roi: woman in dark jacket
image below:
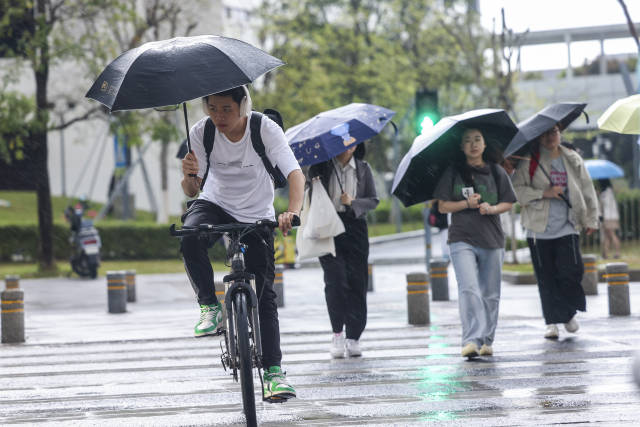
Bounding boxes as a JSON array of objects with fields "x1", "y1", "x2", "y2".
[{"x1": 308, "y1": 143, "x2": 379, "y2": 358}]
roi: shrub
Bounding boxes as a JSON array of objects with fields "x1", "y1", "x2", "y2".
[{"x1": 0, "y1": 224, "x2": 226, "y2": 261}]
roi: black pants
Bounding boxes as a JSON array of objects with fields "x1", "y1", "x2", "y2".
[
  {"x1": 319, "y1": 213, "x2": 369, "y2": 340},
  {"x1": 528, "y1": 234, "x2": 586, "y2": 325},
  {"x1": 180, "y1": 200, "x2": 281, "y2": 368}
]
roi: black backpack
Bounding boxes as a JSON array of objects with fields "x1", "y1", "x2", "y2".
[
  {"x1": 199, "y1": 109, "x2": 288, "y2": 190},
  {"x1": 428, "y1": 200, "x2": 448, "y2": 229}
]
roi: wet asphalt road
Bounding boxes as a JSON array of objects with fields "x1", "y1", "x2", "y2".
[{"x1": 1, "y1": 263, "x2": 639, "y2": 426}]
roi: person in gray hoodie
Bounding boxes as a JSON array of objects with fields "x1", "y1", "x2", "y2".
[{"x1": 511, "y1": 124, "x2": 598, "y2": 340}]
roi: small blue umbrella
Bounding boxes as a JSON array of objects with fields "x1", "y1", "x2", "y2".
[
  {"x1": 285, "y1": 103, "x2": 395, "y2": 166},
  {"x1": 584, "y1": 159, "x2": 624, "y2": 180}
]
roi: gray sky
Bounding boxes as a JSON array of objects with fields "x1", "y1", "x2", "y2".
[{"x1": 479, "y1": 0, "x2": 640, "y2": 70}]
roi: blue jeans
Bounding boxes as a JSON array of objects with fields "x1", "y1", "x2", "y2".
[{"x1": 449, "y1": 242, "x2": 504, "y2": 347}]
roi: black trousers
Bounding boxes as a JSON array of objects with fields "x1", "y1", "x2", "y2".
[
  {"x1": 528, "y1": 234, "x2": 586, "y2": 325},
  {"x1": 180, "y1": 199, "x2": 281, "y2": 368},
  {"x1": 319, "y1": 213, "x2": 369, "y2": 340}
]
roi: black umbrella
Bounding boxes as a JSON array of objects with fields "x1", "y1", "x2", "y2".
[
  {"x1": 503, "y1": 102, "x2": 588, "y2": 158},
  {"x1": 503, "y1": 102, "x2": 588, "y2": 208},
  {"x1": 392, "y1": 109, "x2": 519, "y2": 207},
  {"x1": 85, "y1": 35, "x2": 284, "y2": 153}
]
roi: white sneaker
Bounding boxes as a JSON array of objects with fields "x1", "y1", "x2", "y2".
[
  {"x1": 461, "y1": 342, "x2": 479, "y2": 358},
  {"x1": 564, "y1": 316, "x2": 579, "y2": 333},
  {"x1": 345, "y1": 339, "x2": 362, "y2": 357},
  {"x1": 330, "y1": 333, "x2": 345, "y2": 359},
  {"x1": 544, "y1": 324, "x2": 559, "y2": 339}
]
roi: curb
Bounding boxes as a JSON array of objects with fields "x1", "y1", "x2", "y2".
[
  {"x1": 502, "y1": 268, "x2": 640, "y2": 285},
  {"x1": 369, "y1": 229, "x2": 428, "y2": 245}
]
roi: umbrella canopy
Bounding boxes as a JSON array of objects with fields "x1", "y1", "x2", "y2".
[
  {"x1": 85, "y1": 35, "x2": 283, "y2": 112},
  {"x1": 285, "y1": 103, "x2": 395, "y2": 166},
  {"x1": 584, "y1": 159, "x2": 624, "y2": 180},
  {"x1": 392, "y1": 109, "x2": 519, "y2": 207},
  {"x1": 597, "y1": 94, "x2": 640, "y2": 134},
  {"x1": 503, "y1": 102, "x2": 588, "y2": 158}
]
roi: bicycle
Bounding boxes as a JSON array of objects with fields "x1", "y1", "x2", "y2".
[{"x1": 170, "y1": 217, "x2": 298, "y2": 426}]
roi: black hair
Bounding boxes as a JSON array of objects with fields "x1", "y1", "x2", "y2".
[
  {"x1": 597, "y1": 178, "x2": 612, "y2": 191},
  {"x1": 202, "y1": 86, "x2": 245, "y2": 106},
  {"x1": 453, "y1": 128, "x2": 500, "y2": 186},
  {"x1": 354, "y1": 142, "x2": 366, "y2": 160}
]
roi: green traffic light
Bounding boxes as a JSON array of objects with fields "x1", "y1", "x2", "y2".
[{"x1": 420, "y1": 114, "x2": 436, "y2": 134}]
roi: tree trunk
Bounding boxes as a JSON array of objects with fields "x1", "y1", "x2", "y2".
[{"x1": 35, "y1": 0, "x2": 54, "y2": 270}]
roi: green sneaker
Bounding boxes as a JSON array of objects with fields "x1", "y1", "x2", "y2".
[
  {"x1": 194, "y1": 302, "x2": 223, "y2": 337},
  {"x1": 263, "y1": 366, "x2": 296, "y2": 400}
]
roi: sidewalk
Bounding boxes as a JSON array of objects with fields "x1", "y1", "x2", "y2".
[{"x1": 2, "y1": 265, "x2": 640, "y2": 426}]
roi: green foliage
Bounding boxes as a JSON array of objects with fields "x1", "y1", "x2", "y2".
[
  {"x1": 0, "y1": 91, "x2": 35, "y2": 163},
  {"x1": 256, "y1": 0, "x2": 505, "y2": 175},
  {"x1": 0, "y1": 223, "x2": 226, "y2": 261}
]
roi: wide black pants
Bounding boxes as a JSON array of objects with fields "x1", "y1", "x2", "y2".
[
  {"x1": 528, "y1": 234, "x2": 586, "y2": 325},
  {"x1": 319, "y1": 213, "x2": 369, "y2": 340},
  {"x1": 180, "y1": 199, "x2": 281, "y2": 368}
]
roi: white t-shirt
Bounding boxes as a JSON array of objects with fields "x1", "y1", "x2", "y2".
[{"x1": 189, "y1": 114, "x2": 300, "y2": 223}]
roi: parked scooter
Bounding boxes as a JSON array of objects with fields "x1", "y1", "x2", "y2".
[{"x1": 64, "y1": 201, "x2": 101, "y2": 279}]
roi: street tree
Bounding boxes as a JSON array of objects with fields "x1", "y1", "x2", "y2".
[{"x1": 0, "y1": 0, "x2": 200, "y2": 270}]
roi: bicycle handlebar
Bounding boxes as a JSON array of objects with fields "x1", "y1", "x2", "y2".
[{"x1": 169, "y1": 216, "x2": 300, "y2": 237}]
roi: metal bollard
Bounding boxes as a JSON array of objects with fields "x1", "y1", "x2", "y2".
[
  {"x1": 429, "y1": 259, "x2": 449, "y2": 301},
  {"x1": 2, "y1": 275, "x2": 25, "y2": 343},
  {"x1": 125, "y1": 270, "x2": 137, "y2": 303},
  {"x1": 367, "y1": 263, "x2": 374, "y2": 292},
  {"x1": 214, "y1": 281, "x2": 227, "y2": 325},
  {"x1": 581, "y1": 254, "x2": 598, "y2": 295},
  {"x1": 274, "y1": 265, "x2": 285, "y2": 307},
  {"x1": 106, "y1": 271, "x2": 127, "y2": 313},
  {"x1": 406, "y1": 272, "x2": 430, "y2": 325},
  {"x1": 605, "y1": 263, "x2": 630, "y2": 316}
]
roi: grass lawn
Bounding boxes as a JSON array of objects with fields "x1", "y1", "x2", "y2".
[
  {"x1": 503, "y1": 242, "x2": 640, "y2": 273},
  {"x1": 0, "y1": 191, "x2": 164, "y2": 225},
  {"x1": 0, "y1": 259, "x2": 228, "y2": 279},
  {"x1": 368, "y1": 221, "x2": 424, "y2": 237}
]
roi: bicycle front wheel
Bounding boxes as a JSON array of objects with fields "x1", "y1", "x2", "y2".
[{"x1": 234, "y1": 292, "x2": 257, "y2": 426}]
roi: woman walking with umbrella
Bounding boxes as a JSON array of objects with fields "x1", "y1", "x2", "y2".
[
  {"x1": 509, "y1": 104, "x2": 599, "y2": 340},
  {"x1": 286, "y1": 103, "x2": 393, "y2": 359},
  {"x1": 433, "y1": 127, "x2": 517, "y2": 358},
  {"x1": 308, "y1": 142, "x2": 379, "y2": 358}
]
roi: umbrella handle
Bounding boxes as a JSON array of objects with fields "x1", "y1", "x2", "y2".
[{"x1": 183, "y1": 102, "x2": 197, "y2": 178}]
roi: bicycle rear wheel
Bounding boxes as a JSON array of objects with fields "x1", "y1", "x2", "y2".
[{"x1": 234, "y1": 292, "x2": 257, "y2": 426}]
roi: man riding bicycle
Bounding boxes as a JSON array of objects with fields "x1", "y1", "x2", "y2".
[{"x1": 180, "y1": 85, "x2": 304, "y2": 400}]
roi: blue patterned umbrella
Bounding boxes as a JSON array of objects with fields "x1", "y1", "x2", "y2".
[
  {"x1": 584, "y1": 159, "x2": 624, "y2": 180},
  {"x1": 285, "y1": 103, "x2": 395, "y2": 166}
]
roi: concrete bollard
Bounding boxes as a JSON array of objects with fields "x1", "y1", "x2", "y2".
[
  {"x1": 2, "y1": 275, "x2": 25, "y2": 343},
  {"x1": 605, "y1": 263, "x2": 630, "y2": 316},
  {"x1": 274, "y1": 265, "x2": 285, "y2": 308},
  {"x1": 125, "y1": 270, "x2": 137, "y2": 303},
  {"x1": 429, "y1": 259, "x2": 449, "y2": 301},
  {"x1": 367, "y1": 263, "x2": 374, "y2": 292},
  {"x1": 406, "y1": 272, "x2": 430, "y2": 325},
  {"x1": 581, "y1": 254, "x2": 598, "y2": 295},
  {"x1": 106, "y1": 271, "x2": 127, "y2": 313},
  {"x1": 214, "y1": 281, "x2": 227, "y2": 325},
  {"x1": 5, "y1": 275, "x2": 19, "y2": 290}
]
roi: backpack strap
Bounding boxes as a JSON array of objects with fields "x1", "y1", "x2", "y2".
[
  {"x1": 199, "y1": 118, "x2": 215, "y2": 191},
  {"x1": 489, "y1": 162, "x2": 501, "y2": 195},
  {"x1": 249, "y1": 112, "x2": 288, "y2": 188}
]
